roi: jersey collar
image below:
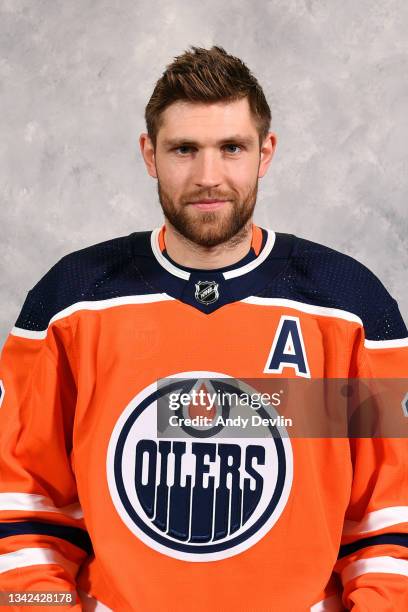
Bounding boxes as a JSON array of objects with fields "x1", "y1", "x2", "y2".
[
  {"x1": 150, "y1": 224, "x2": 276, "y2": 281},
  {"x1": 129, "y1": 225, "x2": 294, "y2": 314}
]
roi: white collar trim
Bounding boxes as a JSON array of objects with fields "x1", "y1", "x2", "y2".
[{"x1": 150, "y1": 227, "x2": 276, "y2": 280}]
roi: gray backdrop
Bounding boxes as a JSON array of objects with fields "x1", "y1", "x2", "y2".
[{"x1": 1, "y1": 0, "x2": 407, "y2": 347}]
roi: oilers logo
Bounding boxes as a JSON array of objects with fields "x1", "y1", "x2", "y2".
[{"x1": 107, "y1": 372, "x2": 293, "y2": 562}]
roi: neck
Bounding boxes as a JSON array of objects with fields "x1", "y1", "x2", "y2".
[{"x1": 163, "y1": 221, "x2": 254, "y2": 270}]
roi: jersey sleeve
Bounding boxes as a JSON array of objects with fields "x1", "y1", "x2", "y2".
[
  {"x1": 335, "y1": 297, "x2": 408, "y2": 610},
  {"x1": 0, "y1": 284, "x2": 91, "y2": 607}
]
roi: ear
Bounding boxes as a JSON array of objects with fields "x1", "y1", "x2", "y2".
[
  {"x1": 258, "y1": 132, "x2": 278, "y2": 178},
  {"x1": 139, "y1": 133, "x2": 158, "y2": 179}
]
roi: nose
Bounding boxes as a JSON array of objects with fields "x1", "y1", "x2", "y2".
[{"x1": 194, "y1": 149, "x2": 222, "y2": 189}]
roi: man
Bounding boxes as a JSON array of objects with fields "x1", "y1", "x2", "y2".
[{"x1": 0, "y1": 45, "x2": 407, "y2": 611}]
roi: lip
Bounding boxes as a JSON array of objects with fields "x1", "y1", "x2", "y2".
[{"x1": 189, "y1": 199, "x2": 230, "y2": 210}]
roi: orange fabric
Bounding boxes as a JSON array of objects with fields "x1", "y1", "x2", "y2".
[
  {"x1": 251, "y1": 223, "x2": 263, "y2": 255},
  {"x1": 0, "y1": 300, "x2": 407, "y2": 611},
  {"x1": 158, "y1": 225, "x2": 166, "y2": 252}
]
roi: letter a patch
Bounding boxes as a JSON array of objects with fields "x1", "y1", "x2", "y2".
[{"x1": 263, "y1": 316, "x2": 310, "y2": 378}]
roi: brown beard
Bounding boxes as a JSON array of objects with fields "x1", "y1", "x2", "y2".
[{"x1": 156, "y1": 180, "x2": 259, "y2": 248}]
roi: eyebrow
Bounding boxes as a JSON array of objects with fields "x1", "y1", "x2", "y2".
[{"x1": 162, "y1": 135, "x2": 256, "y2": 148}]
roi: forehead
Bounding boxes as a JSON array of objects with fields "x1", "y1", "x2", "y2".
[{"x1": 157, "y1": 97, "x2": 258, "y2": 142}]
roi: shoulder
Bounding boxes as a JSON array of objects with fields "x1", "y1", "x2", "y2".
[
  {"x1": 270, "y1": 233, "x2": 407, "y2": 341},
  {"x1": 290, "y1": 235, "x2": 384, "y2": 295},
  {"x1": 15, "y1": 231, "x2": 153, "y2": 332}
]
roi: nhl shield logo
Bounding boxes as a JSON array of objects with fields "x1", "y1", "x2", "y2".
[{"x1": 195, "y1": 280, "x2": 219, "y2": 305}]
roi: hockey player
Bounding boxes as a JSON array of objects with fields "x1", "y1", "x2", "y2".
[{"x1": 0, "y1": 45, "x2": 407, "y2": 611}]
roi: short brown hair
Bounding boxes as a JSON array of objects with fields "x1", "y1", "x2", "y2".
[{"x1": 145, "y1": 45, "x2": 271, "y2": 149}]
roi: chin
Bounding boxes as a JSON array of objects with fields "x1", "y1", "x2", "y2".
[{"x1": 189, "y1": 227, "x2": 238, "y2": 248}]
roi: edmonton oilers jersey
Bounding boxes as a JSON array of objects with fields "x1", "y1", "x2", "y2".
[{"x1": 0, "y1": 225, "x2": 407, "y2": 611}]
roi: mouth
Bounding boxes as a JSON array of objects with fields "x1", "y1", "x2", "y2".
[{"x1": 188, "y1": 199, "x2": 230, "y2": 211}]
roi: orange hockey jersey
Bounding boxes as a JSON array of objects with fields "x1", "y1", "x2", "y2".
[{"x1": 0, "y1": 225, "x2": 407, "y2": 611}]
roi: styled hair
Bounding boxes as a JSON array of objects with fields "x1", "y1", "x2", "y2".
[{"x1": 144, "y1": 45, "x2": 271, "y2": 149}]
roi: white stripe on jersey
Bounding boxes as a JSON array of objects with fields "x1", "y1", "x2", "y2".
[
  {"x1": 0, "y1": 492, "x2": 83, "y2": 520},
  {"x1": 343, "y1": 506, "x2": 408, "y2": 536},
  {"x1": 310, "y1": 593, "x2": 345, "y2": 611},
  {"x1": 341, "y1": 556, "x2": 408, "y2": 584},
  {"x1": 150, "y1": 228, "x2": 189, "y2": 280},
  {"x1": 223, "y1": 230, "x2": 276, "y2": 279},
  {"x1": 241, "y1": 297, "x2": 363, "y2": 325},
  {"x1": 11, "y1": 294, "x2": 408, "y2": 349},
  {"x1": 364, "y1": 337, "x2": 408, "y2": 349},
  {"x1": 0, "y1": 547, "x2": 78, "y2": 575},
  {"x1": 9, "y1": 328, "x2": 47, "y2": 340},
  {"x1": 10, "y1": 293, "x2": 175, "y2": 339}
]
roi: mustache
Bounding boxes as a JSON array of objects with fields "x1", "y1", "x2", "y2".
[{"x1": 182, "y1": 194, "x2": 235, "y2": 203}]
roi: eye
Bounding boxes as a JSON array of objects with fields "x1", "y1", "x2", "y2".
[
  {"x1": 223, "y1": 144, "x2": 242, "y2": 154},
  {"x1": 174, "y1": 145, "x2": 193, "y2": 155}
]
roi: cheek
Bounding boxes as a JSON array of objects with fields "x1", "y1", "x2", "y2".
[
  {"x1": 225, "y1": 165, "x2": 257, "y2": 191},
  {"x1": 159, "y1": 171, "x2": 193, "y2": 202},
  {"x1": 157, "y1": 157, "x2": 190, "y2": 181}
]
